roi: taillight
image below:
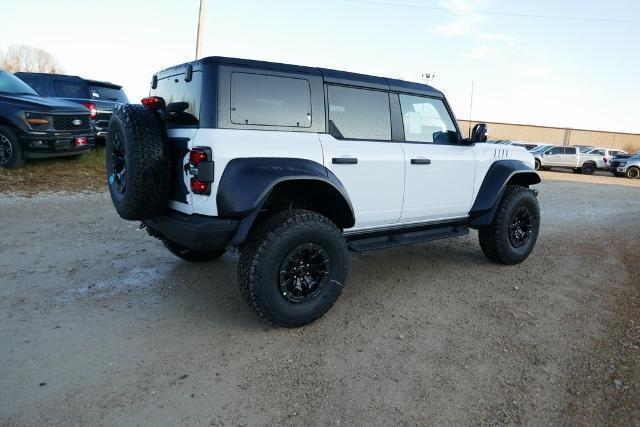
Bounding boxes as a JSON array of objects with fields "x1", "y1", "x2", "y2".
[
  {"x1": 81, "y1": 103, "x2": 97, "y2": 120},
  {"x1": 141, "y1": 96, "x2": 166, "y2": 109},
  {"x1": 188, "y1": 148, "x2": 212, "y2": 194},
  {"x1": 190, "y1": 177, "x2": 208, "y2": 194},
  {"x1": 603, "y1": 157, "x2": 608, "y2": 163},
  {"x1": 189, "y1": 149, "x2": 207, "y2": 166}
]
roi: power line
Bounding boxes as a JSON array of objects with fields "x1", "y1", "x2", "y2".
[{"x1": 342, "y1": 0, "x2": 640, "y2": 24}]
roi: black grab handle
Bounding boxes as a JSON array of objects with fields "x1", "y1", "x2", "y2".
[
  {"x1": 332, "y1": 157, "x2": 358, "y2": 164},
  {"x1": 410, "y1": 158, "x2": 431, "y2": 165}
]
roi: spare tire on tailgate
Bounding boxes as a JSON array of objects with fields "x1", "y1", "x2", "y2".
[{"x1": 106, "y1": 105, "x2": 171, "y2": 220}]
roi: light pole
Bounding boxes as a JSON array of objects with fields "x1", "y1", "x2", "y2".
[
  {"x1": 195, "y1": 0, "x2": 207, "y2": 60},
  {"x1": 468, "y1": 81, "x2": 474, "y2": 138}
]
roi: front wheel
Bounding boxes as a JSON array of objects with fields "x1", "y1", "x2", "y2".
[
  {"x1": 162, "y1": 240, "x2": 226, "y2": 262},
  {"x1": 625, "y1": 167, "x2": 640, "y2": 179},
  {"x1": 0, "y1": 126, "x2": 25, "y2": 169},
  {"x1": 238, "y1": 210, "x2": 348, "y2": 327},
  {"x1": 479, "y1": 186, "x2": 540, "y2": 265},
  {"x1": 534, "y1": 159, "x2": 541, "y2": 171}
]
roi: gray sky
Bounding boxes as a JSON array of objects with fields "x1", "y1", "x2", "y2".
[{"x1": 2, "y1": 0, "x2": 639, "y2": 133}]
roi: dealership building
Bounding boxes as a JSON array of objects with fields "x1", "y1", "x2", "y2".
[{"x1": 458, "y1": 120, "x2": 640, "y2": 152}]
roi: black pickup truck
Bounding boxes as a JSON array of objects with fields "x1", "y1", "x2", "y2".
[
  {"x1": 15, "y1": 72, "x2": 129, "y2": 141},
  {"x1": 0, "y1": 70, "x2": 94, "y2": 168}
]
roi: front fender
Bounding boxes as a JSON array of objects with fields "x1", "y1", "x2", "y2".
[{"x1": 469, "y1": 160, "x2": 540, "y2": 227}]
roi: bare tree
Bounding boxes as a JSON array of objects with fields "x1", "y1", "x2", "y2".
[{"x1": 0, "y1": 44, "x2": 63, "y2": 74}]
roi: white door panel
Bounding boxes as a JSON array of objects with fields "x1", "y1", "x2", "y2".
[
  {"x1": 400, "y1": 144, "x2": 475, "y2": 222},
  {"x1": 320, "y1": 134, "x2": 405, "y2": 229}
]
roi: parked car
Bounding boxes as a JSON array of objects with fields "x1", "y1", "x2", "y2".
[
  {"x1": 584, "y1": 148, "x2": 627, "y2": 170},
  {"x1": 610, "y1": 153, "x2": 640, "y2": 179},
  {"x1": 104, "y1": 56, "x2": 541, "y2": 327},
  {"x1": 533, "y1": 145, "x2": 605, "y2": 174},
  {"x1": 0, "y1": 70, "x2": 94, "y2": 169},
  {"x1": 15, "y1": 72, "x2": 129, "y2": 141}
]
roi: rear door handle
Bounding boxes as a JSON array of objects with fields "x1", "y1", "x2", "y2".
[
  {"x1": 332, "y1": 157, "x2": 358, "y2": 164},
  {"x1": 410, "y1": 158, "x2": 431, "y2": 165}
]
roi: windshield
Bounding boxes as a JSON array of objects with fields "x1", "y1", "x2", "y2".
[
  {"x1": 89, "y1": 85, "x2": 128, "y2": 103},
  {"x1": 0, "y1": 70, "x2": 39, "y2": 96}
]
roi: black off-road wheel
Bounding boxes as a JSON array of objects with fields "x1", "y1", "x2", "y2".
[
  {"x1": 581, "y1": 163, "x2": 596, "y2": 175},
  {"x1": 479, "y1": 186, "x2": 540, "y2": 265},
  {"x1": 238, "y1": 210, "x2": 348, "y2": 328},
  {"x1": 162, "y1": 240, "x2": 226, "y2": 262},
  {"x1": 625, "y1": 166, "x2": 640, "y2": 179},
  {"x1": 0, "y1": 126, "x2": 25, "y2": 169},
  {"x1": 106, "y1": 105, "x2": 171, "y2": 220}
]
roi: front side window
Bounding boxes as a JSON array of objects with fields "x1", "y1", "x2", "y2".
[
  {"x1": 327, "y1": 86, "x2": 391, "y2": 140},
  {"x1": 548, "y1": 147, "x2": 562, "y2": 155},
  {"x1": 231, "y1": 72, "x2": 312, "y2": 128},
  {"x1": 399, "y1": 94, "x2": 457, "y2": 143}
]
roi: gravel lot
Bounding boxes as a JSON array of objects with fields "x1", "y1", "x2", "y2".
[{"x1": 1, "y1": 173, "x2": 639, "y2": 425}]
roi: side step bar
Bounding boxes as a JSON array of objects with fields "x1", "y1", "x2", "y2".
[{"x1": 346, "y1": 224, "x2": 469, "y2": 252}]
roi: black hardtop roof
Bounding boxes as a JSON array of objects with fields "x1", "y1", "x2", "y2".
[
  {"x1": 15, "y1": 72, "x2": 122, "y2": 88},
  {"x1": 155, "y1": 56, "x2": 443, "y2": 97}
]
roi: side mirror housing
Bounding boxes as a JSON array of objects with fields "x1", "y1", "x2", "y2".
[{"x1": 471, "y1": 123, "x2": 488, "y2": 142}]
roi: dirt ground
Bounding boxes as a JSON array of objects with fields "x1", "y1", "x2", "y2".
[{"x1": 1, "y1": 175, "x2": 639, "y2": 425}]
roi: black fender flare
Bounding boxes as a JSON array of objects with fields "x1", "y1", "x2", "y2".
[
  {"x1": 216, "y1": 158, "x2": 355, "y2": 245},
  {"x1": 469, "y1": 160, "x2": 540, "y2": 227}
]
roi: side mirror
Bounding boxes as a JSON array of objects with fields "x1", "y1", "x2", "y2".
[{"x1": 471, "y1": 123, "x2": 488, "y2": 142}]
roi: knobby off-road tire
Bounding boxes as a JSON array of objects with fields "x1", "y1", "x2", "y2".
[
  {"x1": 0, "y1": 126, "x2": 25, "y2": 169},
  {"x1": 238, "y1": 209, "x2": 348, "y2": 327},
  {"x1": 479, "y1": 185, "x2": 540, "y2": 265},
  {"x1": 162, "y1": 240, "x2": 226, "y2": 262},
  {"x1": 106, "y1": 105, "x2": 171, "y2": 220}
]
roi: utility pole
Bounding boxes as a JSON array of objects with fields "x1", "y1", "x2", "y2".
[
  {"x1": 468, "y1": 81, "x2": 474, "y2": 138},
  {"x1": 195, "y1": 0, "x2": 206, "y2": 60}
]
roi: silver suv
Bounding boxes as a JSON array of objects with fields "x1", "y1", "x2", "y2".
[{"x1": 610, "y1": 153, "x2": 640, "y2": 179}]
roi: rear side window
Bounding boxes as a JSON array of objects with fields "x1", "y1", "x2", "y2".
[
  {"x1": 152, "y1": 72, "x2": 202, "y2": 127},
  {"x1": 230, "y1": 73, "x2": 312, "y2": 128},
  {"x1": 327, "y1": 86, "x2": 390, "y2": 140},
  {"x1": 399, "y1": 94, "x2": 456, "y2": 143},
  {"x1": 90, "y1": 85, "x2": 129, "y2": 103},
  {"x1": 565, "y1": 147, "x2": 576, "y2": 154},
  {"x1": 53, "y1": 80, "x2": 89, "y2": 99}
]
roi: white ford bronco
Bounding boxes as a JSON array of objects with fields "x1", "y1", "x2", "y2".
[{"x1": 106, "y1": 57, "x2": 541, "y2": 327}]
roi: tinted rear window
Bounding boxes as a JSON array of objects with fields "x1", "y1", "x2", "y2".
[
  {"x1": 328, "y1": 86, "x2": 391, "y2": 140},
  {"x1": 152, "y1": 71, "x2": 202, "y2": 127},
  {"x1": 90, "y1": 85, "x2": 128, "y2": 103},
  {"x1": 230, "y1": 72, "x2": 312, "y2": 128},
  {"x1": 53, "y1": 80, "x2": 90, "y2": 99}
]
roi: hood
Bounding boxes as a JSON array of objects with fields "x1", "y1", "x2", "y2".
[{"x1": 0, "y1": 94, "x2": 89, "y2": 114}]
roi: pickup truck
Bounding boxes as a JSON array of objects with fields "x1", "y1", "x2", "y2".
[{"x1": 533, "y1": 145, "x2": 604, "y2": 174}]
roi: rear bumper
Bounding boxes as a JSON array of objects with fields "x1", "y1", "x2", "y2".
[{"x1": 144, "y1": 210, "x2": 239, "y2": 252}]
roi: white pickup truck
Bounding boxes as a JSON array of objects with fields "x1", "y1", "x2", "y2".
[{"x1": 533, "y1": 145, "x2": 604, "y2": 174}]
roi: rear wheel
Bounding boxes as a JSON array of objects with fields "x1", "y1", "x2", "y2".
[
  {"x1": 479, "y1": 186, "x2": 540, "y2": 265},
  {"x1": 162, "y1": 240, "x2": 226, "y2": 262},
  {"x1": 581, "y1": 163, "x2": 596, "y2": 175},
  {"x1": 238, "y1": 210, "x2": 348, "y2": 327},
  {"x1": 0, "y1": 126, "x2": 25, "y2": 169},
  {"x1": 626, "y1": 166, "x2": 640, "y2": 179}
]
